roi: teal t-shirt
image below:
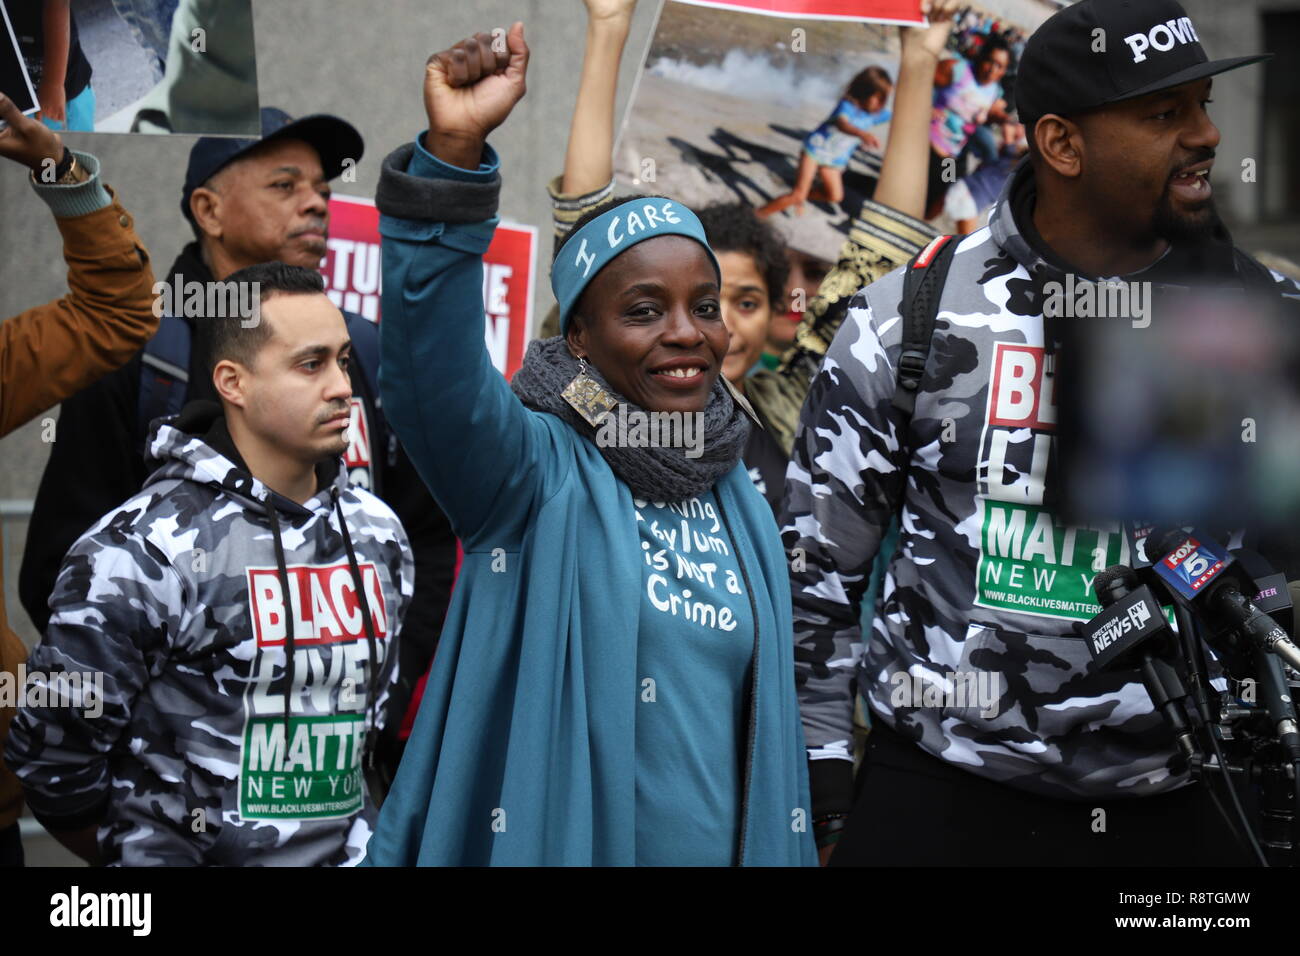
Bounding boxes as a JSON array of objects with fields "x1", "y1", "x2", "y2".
[{"x1": 633, "y1": 490, "x2": 754, "y2": 866}]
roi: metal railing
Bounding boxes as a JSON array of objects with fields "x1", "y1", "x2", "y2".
[{"x1": 0, "y1": 499, "x2": 33, "y2": 520}]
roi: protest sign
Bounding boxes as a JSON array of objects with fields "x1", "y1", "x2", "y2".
[
  {"x1": 0, "y1": 0, "x2": 38, "y2": 116},
  {"x1": 671, "y1": 0, "x2": 925, "y2": 26},
  {"x1": 323, "y1": 195, "x2": 537, "y2": 379}
]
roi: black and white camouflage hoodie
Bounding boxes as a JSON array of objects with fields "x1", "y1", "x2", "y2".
[
  {"x1": 783, "y1": 160, "x2": 1300, "y2": 809},
  {"x1": 6, "y1": 401, "x2": 412, "y2": 865}
]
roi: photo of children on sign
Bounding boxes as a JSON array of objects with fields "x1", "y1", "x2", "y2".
[
  {"x1": 1, "y1": 0, "x2": 260, "y2": 135},
  {"x1": 617, "y1": 0, "x2": 1038, "y2": 262}
]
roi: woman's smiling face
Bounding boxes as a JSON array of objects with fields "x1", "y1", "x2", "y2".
[{"x1": 565, "y1": 235, "x2": 727, "y2": 415}]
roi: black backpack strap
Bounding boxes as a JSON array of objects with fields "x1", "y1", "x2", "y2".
[
  {"x1": 138, "y1": 314, "x2": 192, "y2": 454},
  {"x1": 1232, "y1": 246, "x2": 1282, "y2": 294},
  {"x1": 892, "y1": 234, "x2": 958, "y2": 417}
]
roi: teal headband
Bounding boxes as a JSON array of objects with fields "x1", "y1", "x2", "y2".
[{"x1": 552, "y1": 197, "x2": 721, "y2": 335}]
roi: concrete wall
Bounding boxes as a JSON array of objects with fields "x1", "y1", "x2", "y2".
[{"x1": 1181, "y1": 0, "x2": 1285, "y2": 226}]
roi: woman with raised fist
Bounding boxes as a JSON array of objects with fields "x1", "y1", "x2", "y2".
[{"x1": 362, "y1": 22, "x2": 813, "y2": 867}]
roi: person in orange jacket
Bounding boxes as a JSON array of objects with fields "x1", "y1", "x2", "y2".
[{"x1": 0, "y1": 91, "x2": 159, "y2": 866}]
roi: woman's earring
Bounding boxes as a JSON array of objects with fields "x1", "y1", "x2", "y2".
[
  {"x1": 721, "y1": 374, "x2": 761, "y2": 427},
  {"x1": 562, "y1": 355, "x2": 619, "y2": 428}
]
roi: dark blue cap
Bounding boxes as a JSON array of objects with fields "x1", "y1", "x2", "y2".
[{"x1": 181, "y1": 107, "x2": 365, "y2": 222}]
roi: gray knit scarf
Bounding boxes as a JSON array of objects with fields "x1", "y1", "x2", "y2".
[{"x1": 510, "y1": 336, "x2": 750, "y2": 501}]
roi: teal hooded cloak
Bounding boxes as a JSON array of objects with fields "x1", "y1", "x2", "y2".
[{"x1": 362, "y1": 137, "x2": 815, "y2": 866}]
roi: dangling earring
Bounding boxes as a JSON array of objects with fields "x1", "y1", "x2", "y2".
[
  {"x1": 562, "y1": 355, "x2": 618, "y2": 428},
  {"x1": 721, "y1": 374, "x2": 761, "y2": 427}
]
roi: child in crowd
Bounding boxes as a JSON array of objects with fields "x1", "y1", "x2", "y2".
[
  {"x1": 12, "y1": 0, "x2": 96, "y2": 131},
  {"x1": 758, "y1": 66, "x2": 893, "y2": 218},
  {"x1": 943, "y1": 117, "x2": 1027, "y2": 234},
  {"x1": 696, "y1": 203, "x2": 791, "y2": 512},
  {"x1": 925, "y1": 34, "x2": 1011, "y2": 219},
  {"x1": 760, "y1": 246, "x2": 829, "y2": 369}
]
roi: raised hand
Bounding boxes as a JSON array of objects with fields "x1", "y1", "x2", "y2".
[
  {"x1": 423, "y1": 21, "x2": 529, "y2": 170},
  {"x1": 0, "y1": 92, "x2": 64, "y2": 173},
  {"x1": 905, "y1": 0, "x2": 960, "y2": 60},
  {"x1": 582, "y1": 0, "x2": 637, "y2": 23},
  {"x1": 37, "y1": 77, "x2": 67, "y2": 126}
]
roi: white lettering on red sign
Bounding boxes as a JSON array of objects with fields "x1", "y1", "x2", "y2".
[
  {"x1": 1191, "y1": 560, "x2": 1224, "y2": 591},
  {"x1": 324, "y1": 238, "x2": 381, "y2": 321},
  {"x1": 483, "y1": 263, "x2": 514, "y2": 373},
  {"x1": 989, "y1": 344, "x2": 1057, "y2": 430},
  {"x1": 248, "y1": 562, "x2": 388, "y2": 646},
  {"x1": 1162, "y1": 537, "x2": 1200, "y2": 569},
  {"x1": 343, "y1": 397, "x2": 371, "y2": 470}
]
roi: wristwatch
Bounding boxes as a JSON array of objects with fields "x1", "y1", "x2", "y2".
[
  {"x1": 55, "y1": 147, "x2": 86, "y2": 184},
  {"x1": 32, "y1": 147, "x2": 87, "y2": 185}
]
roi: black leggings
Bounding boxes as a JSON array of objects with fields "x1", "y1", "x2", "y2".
[{"x1": 829, "y1": 719, "x2": 1258, "y2": 866}]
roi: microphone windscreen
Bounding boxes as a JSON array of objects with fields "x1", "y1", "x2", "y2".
[{"x1": 1094, "y1": 565, "x2": 1139, "y2": 607}]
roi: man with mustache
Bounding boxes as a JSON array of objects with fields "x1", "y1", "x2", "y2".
[
  {"x1": 20, "y1": 108, "x2": 457, "y2": 792},
  {"x1": 785, "y1": 0, "x2": 1300, "y2": 865},
  {"x1": 7, "y1": 263, "x2": 413, "y2": 865}
]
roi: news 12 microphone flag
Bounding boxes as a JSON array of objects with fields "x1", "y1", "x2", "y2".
[
  {"x1": 670, "y1": 0, "x2": 926, "y2": 25},
  {"x1": 322, "y1": 195, "x2": 538, "y2": 380}
]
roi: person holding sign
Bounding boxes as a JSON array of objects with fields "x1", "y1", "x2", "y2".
[
  {"x1": 0, "y1": 91, "x2": 157, "y2": 866},
  {"x1": 363, "y1": 22, "x2": 813, "y2": 867}
]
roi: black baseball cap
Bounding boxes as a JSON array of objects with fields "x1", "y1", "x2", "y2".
[
  {"x1": 1016, "y1": 0, "x2": 1271, "y2": 136},
  {"x1": 181, "y1": 107, "x2": 364, "y2": 222}
]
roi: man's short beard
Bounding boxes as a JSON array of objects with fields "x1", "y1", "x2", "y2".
[{"x1": 1151, "y1": 189, "x2": 1222, "y2": 243}]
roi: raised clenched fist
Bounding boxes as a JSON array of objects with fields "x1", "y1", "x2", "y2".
[{"x1": 423, "y1": 21, "x2": 529, "y2": 170}]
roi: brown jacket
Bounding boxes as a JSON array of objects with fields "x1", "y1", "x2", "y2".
[{"x1": 0, "y1": 182, "x2": 158, "y2": 830}]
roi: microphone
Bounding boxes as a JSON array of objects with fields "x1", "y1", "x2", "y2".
[
  {"x1": 1084, "y1": 565, "x2": 1197, "y2": 764},
  {"x1": 1291, "y1": 583, "x2": 1300, "y2": 638},
  {"x1": 1234, "y1": 549, "x2": 1295, "y2": 639},
  {"x1": 1227, "y1": 552, "x2": 1300, "y2": 763},
  {"x1": 1145, "y1": 528, "x2": 1300, "y2": 674}
]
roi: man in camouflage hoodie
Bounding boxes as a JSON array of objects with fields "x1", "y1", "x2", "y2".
[
  {"x1": 5, "y1": 263, "x2": 412, "y2": 866},
  {"x1": 786, "y1": 0, "x2": 1298, "y2": 865}
]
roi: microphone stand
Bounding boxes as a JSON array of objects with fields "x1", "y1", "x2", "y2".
[{"x1": 1177, "y1": 610, "x2": 1292, "y2": 866}]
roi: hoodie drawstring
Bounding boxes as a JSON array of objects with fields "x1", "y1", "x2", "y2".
[
  {"x1": 264, "y1": 500, "x2": 298, "y2": 738},
  {"x1": 333, "y1": 489, "x2": 380, "y2": 770}
]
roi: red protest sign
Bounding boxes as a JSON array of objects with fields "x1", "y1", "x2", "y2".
[
  {"x1": 323, "y1": 196, "x2": 538, "y2": 379},
  {"x1": 670, "y1": 0, "x2": 925, "y2": 25}
]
